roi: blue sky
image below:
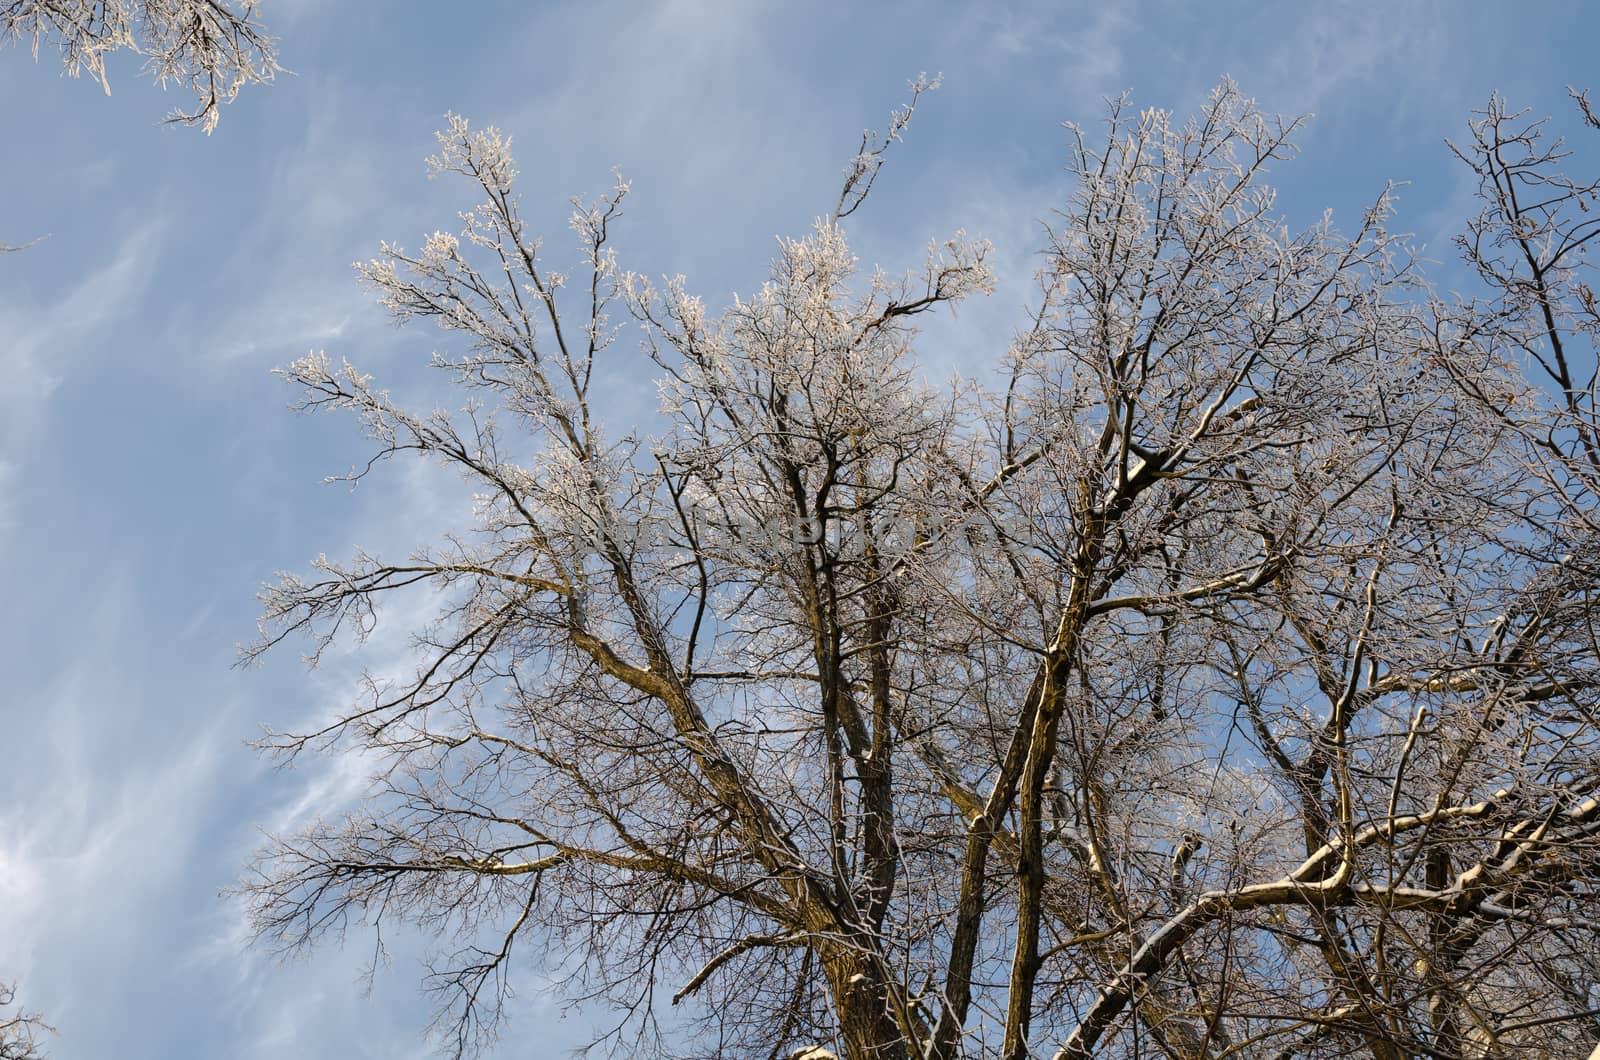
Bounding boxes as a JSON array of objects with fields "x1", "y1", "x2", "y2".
[{"x1": 0, "y1": 2, "x2": 1594, "y2": 1056}]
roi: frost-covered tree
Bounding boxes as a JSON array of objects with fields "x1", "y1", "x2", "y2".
[
  {"x1": 246, "y1": 83, "x2": 1600, "y2": 1059},
  {"x1": 1, "y1": 0, "x2": 275, "y2": 131},
  {"x1": 0, "y1": 984, "x2": 49, "y2": 1060}
]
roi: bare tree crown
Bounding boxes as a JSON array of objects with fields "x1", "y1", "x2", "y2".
[{"x1": 246, "y1": 82, "x2": 1600, "y2": 1059}]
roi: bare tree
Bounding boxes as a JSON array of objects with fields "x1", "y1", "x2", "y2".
[
  {"x1": 245, "y1": 82, "x2": 1600, "y2": 1059},
  {"x1": 1, "y1": 0, "x2": 276, "y2": 131},
  {"x1": 0, "y1": 984, "x2": 50, "y2": 1060},
  {"x1": 1445, "y1": 89, "x2": 1600, "y2": 504}
]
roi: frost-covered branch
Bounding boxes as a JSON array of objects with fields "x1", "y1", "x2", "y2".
[{"x1": 2, "y1": 0, "x2": 277, "y2": 130}]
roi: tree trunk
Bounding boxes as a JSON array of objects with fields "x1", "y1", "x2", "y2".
[{"x1": 820, "y1": 947, "x2": 911, "y2": 1060}]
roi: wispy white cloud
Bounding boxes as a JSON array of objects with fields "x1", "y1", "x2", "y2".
[
  {"x1": 183, "y1": 90, "x2": 398, "y2": 372},
  {"x1": 0, "y1": 219, "x2": 163, "y2": 429},
  {"x1": 0, "y1": 221, "x2": 163, "y2": 547},
  {"x1": 0, "y1": 564, "x2": 225, "y2": 1030},
  {"x1": 968, "y1": 0, "x2": 1129, "y2": 99}
]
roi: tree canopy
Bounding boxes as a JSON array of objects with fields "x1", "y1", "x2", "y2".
[{"x1": 245, "y1": 83, "x2": 1600, "y2": 1059}]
